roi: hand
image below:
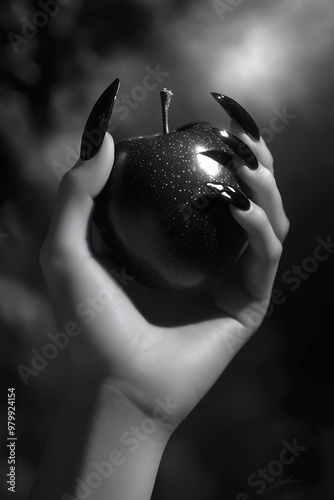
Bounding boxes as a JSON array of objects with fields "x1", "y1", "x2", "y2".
[{"x1": 39, "y1": 123, "x2": 289, "y2": 439}]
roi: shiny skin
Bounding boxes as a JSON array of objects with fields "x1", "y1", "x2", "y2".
[{"x1": 93, "y1": 123, "x2": 248, "y2": 295}]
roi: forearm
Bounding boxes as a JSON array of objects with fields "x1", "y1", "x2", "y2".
[{"x1": 28, "y1": 374, "x2": 169, "y2": 500}]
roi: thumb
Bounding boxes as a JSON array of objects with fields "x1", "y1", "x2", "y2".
[{"x1": 40, "y1": 132, "x2": 114, "y2": 276}]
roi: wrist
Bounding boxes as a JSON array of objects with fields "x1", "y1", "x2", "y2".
[
  {"x1": 68, "y1": 372, "x2": 174, "y2": 445},
  {"x1": 64, "y1": 375, "x2": 170, "y2": 500}
]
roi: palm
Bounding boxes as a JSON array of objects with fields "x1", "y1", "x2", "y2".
[{"x1": 67, "y1": 252, "x2": 263, "y2": 430}]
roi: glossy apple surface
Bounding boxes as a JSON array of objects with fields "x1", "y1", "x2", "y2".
[{"x1": 93, "y1": 122, "x2": 248, "y2": 295}]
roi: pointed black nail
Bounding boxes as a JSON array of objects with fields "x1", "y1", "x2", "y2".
[
  {"x1": 206, "y1": 182, "x2": 251, "y2": 211},
  {"x1": 198, "y1": 149, "x2": 237, "y2": 173},
  {"x1": 80, "y1": 78, "x2": 120, "y2": 161},
  {"x1": 199, "y1": 150, "x2": 234, "y2": 171},
  {"x1": 211, "y1": 92, "x2": 260, "y2": 141},
  {"x1": 212, "y1": 128, "x2": 258, "y2": 170}
]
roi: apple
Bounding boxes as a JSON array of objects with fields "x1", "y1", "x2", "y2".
[{"x1": 93, "y1": 89, "x2": 249, "y2": 295}]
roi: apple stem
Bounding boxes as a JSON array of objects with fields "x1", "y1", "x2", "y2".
[{"x1": 160, "y1": 88, "x2": 173, "y2": 134}]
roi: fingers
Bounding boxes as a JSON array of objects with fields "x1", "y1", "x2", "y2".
[
  {"x1": 230, "y1": 120, "x2": 274, "y2": 174},
  {"x1": 40, "y1": 132, "x2": 114, "y2": 275},
  {"x1": 234, "y1": 162, "x2": 290, "y2": 243},
  {"x1": 211, "y1": 92, "x2": 288, "y2": 241},
  {"x1": 230, "y1": 201, "x2": 282, "y2": 301},
  {"x1": 229, "y1": 121, "x2": 289, "y2": 243},
  {"x1": 210, "y1": 92, "x2": 274, "y2": 173},
  {"x1": 210, "y1": 99, "x2": 288, "y2": 308}
]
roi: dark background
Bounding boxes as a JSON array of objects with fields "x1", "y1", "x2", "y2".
[{"x1": 1, "y1": 0, "x2": 334, "y2": 498}]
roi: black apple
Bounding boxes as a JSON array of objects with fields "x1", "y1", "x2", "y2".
[{"x1": 94, "y1": 89, "x2": 249, "y2": 295}]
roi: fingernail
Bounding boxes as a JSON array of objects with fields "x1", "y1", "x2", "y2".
[
  {"x1": 199, "y1": 150, "x2": 234, "y2": 168},
  {"x1": 211, "y1": 93, "x2": 260, "y2": 141},
  {"x1": 80, "y1": 78, "x2": 120, "y2": 161},
  {"x1": 206, "y1": 182, "x2": 251, "y2": 211},
  {"x1": 212, "y1": 128, "x2": 259, "y2": 170}
]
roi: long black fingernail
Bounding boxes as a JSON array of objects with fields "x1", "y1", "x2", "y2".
[
  {"x1": 199, "y1": 150, "x2": 234, "y2": 168},
  {"x1": 80, "y1": 78, "x2": 120, "y2": 161},
  {"x1": 213, "y1": 128, "x2": 259, "y2": 170},
  {"x1": 206, "y1": 182, "x2": 251, "y2": 211},
  {"x1": 211, "y1": 92, "x2": 260, "y2": 141}
]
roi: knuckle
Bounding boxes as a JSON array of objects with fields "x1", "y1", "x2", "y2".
[
  {"x1": 282, "y1": 217, "x2": 290, "y2": 240},
  {"x1": 267, "y1": 151, "x2": 274, "y2": 169},
  {"x1": 39, "y1": 240, "x2": 71, "y2": 277},
  {"x1": 260, "y1": 165, "x2": 277, "y2": 190},
  {"x1": 264, "y1": 149, "x2": 274, "y2": 173},
  {"x1": 259, "y1": 139, "x2": 274, "y2": 172},
  {"x1": 277, "y1": 216, "x2": 290, "y2": 243},
  {"x1": 253, "y1": 204, "x2": 267, "y2": 224},
  {"x1": 60, "y1": 167, "x2": 84, "y2": 193},
  {"x1": 268, "y1": 239, "x2": 283, "y2": 263}
]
